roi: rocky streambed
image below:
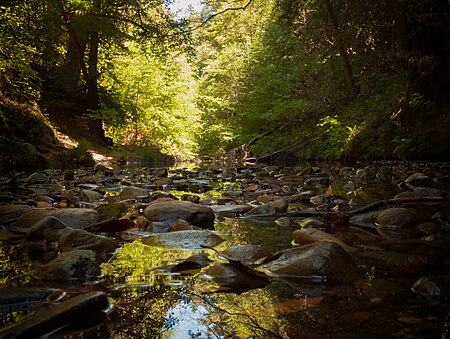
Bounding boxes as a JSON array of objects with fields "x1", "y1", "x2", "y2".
[{"x1": 0, "y1": 161, "x2": 449, "y2": 338}]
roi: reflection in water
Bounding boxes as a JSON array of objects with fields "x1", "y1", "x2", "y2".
[
  {"x1": 100, "y1": 223, "x2": 317, "y2": 338},
  {"x1": 162, "y1": 297, "x2": 211, "y2": 338}
]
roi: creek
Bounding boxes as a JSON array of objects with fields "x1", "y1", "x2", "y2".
[{"x1": 0, "y1": 161, "x2": 449, "y2": 338}]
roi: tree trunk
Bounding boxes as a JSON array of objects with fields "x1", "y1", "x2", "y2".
[{"x1": 323, "y1": 0, "x2": 357, "y2": 95}]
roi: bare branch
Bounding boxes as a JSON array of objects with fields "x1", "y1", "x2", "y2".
[{"x1": 189, "y1": 0, "x2": 255, "y2": 32}]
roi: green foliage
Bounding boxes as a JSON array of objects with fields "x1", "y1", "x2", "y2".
[
  {"x1": 0, "y1": 246, "x2": 37, "y2": 287},
  {"x1": 0, "y1": 2, "x2": 42, "y2": 100},
  {"x1": 102, "y1": 44, "x2": 200, "y2": 160}
]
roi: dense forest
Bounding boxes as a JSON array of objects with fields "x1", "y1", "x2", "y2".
[{"x1": 1, "y1": 0, "x2": 449, "y2": 172}]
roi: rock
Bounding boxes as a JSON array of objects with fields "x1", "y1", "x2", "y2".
[
  {"x1": 41, "y1": 249, "x2": 101, "y2": 281},
  {"x1": 263, "y1": 240, "x2": 358, "y2": 283},
  {"x1": 202, "y1": 262, "x2": 270, "y2": 293},
  {"x1": 293, "y1": 228, "x2": 356, "y2": 253},
  {"x1": 80, "y1": 189, "x2": 104, "y2": 202},
  {"x1": 0, "y1": 291, "x2": 108, "y2": 338},
  {"x1": 155, "y1": 168, "x2": 168, "y2": 178},
  {"x1": 146, "y1": 221, "x2": 170, "y2": 233},
  {"x1": 170, "y1": 254, "x2": 213, "y2": 273},
  {"x1": 0, "y1": 204, "x2": 31, "y2": 225},
  {"x1": 405, "y1": 173, "x2": 432, "y2": 188},
  {"x1": 411, "y1": 275, "x2": 450, "y2": 302},
  {"x1": 394, "y1": 188, "x2": 448, "y2": 199},
  {"x1": 57, "y1": 229, "x2": 118, "y2": 261},
  {"x1": 25, "y1": 172, "x2": 50, "y2": 184},
  {"x1": 375, "y1": 208, "x2": 421, "y2": 230},
  {"x1": 246, "y1": 205, "x2": 277, "y2": 216},
  {"x1": 153, "y1": 177, "x2": 172, "y2": 186},
  {"x1": 256, "y1": 194, "x2": 270, "y2": 204},
  {"x1": 304, "y1": 176, "x2": 330, "y2": 187},
  {"x1": 119, "y1": 186, "x2": 150, "y2": 200},
  {"x1": 141, "y1": 230, "x2": 224, "y2": 250},
  {"x1": 169, "y1": 218, "x2": 201, "y2": 231},
  {"x1": 269, "y1": 199, "x2": 289, "y2": 213},
  {"x1": 221, "y1": 245, "x2": 272, "y2": 265},
  {"x1": 0, "y1": 229, "x2": 26, "y2": 241},
  {"x1": 16, "y1": 208, "x2": 101, "y2": 230},
  {"x1": 275, "y1": 216, "x2": 294, "y2": 227},
  {"x1": 27, "y1": 216, "x2": 69, "y2": 241},
  {"x1": 0, "y1": 287, "x2": 59, "y2": 312},
  {"x1": 209, "y1": 204, "x2": 253, "y2": 217},
  {"x1": 83, "y1": 218, "x2": 135, "y2": 234},
  {"x1": 144, "y1": 200, "x2": 215, "y2": 229}
]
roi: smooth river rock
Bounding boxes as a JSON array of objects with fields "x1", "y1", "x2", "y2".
[
  {"x1": 141, "y1": 230, "x2": 224, "y2": 250},
  {"x1": 16, "y1": 208, "x2": 101, "y2": 230},
  {"x1": 263, "y1": 240, "x2": 358, "y2": 283},
  {"x1": 144, "y1": 199, "x2": 215, "y2": 229}
]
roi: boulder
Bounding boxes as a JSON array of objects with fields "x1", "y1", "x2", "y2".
[
  {"x1": 144, "y1": 200, "x2": 215, "y2": 229},
  {"x1": 263, "y1": 240, "x2": 358, "y2": 283},
  {"x1": 16, "y1": 208, "x2": 101, "y2": 230}
]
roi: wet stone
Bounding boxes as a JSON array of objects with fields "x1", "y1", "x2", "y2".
[
  {"x1": 263, "y1": 240, "x2": 358, "y2": 283},
  {"x1": 16, "y1": 208, "x2": 102, "y2": 230},
  {"x1": 144, "y1": 199, "x2": 215, "y2": 229}
]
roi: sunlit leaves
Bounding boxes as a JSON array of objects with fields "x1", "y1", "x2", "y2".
[{"x1": 102, "y1": 44, "x2": 201, "y2": 159}]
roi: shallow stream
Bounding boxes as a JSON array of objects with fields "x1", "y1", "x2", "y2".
[{"x1": 0, "y1": 161, "x2": 449, "y2": 338}]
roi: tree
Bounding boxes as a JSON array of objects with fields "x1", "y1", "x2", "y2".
[{"x1": 42, "y1": 0, "x2": 181, "y2": 141}]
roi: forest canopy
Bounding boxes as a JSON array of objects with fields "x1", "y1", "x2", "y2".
[{"x1": 0, "y1": 0, "x2": 449, "y2": 169}]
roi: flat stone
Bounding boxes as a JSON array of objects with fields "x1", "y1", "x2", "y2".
[{"x1": 141, "y1": 230, "x2": 224, "y2": 250}]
